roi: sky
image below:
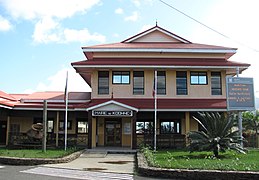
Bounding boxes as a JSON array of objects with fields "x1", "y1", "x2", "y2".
[{"x1": 0, "y1": 0, "x2": 259, "y2": 99}]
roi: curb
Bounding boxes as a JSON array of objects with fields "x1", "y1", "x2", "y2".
[
  {"x1": 136, "y1": 152, "x2": 259, "y2": 180},
  {"x1": 0, "y1": 150, "x2": 83, "y2": 166}
]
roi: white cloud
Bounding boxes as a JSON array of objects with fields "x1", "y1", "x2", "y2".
[
  {"x1": 32, "y1": 17, "x2": 60, "y2": 43},
  {"x1": 1, "y1": 0, "x2": 100, "y2": 20},
  {"x1": 132, "y1": 0, "x2": 141, "y2": 7},
  {"x1": 1, "y1": 0, "x2": 102, "y2": 43},
  {"x1": 115, "y1": 8, "x2": 124, "y2": 14},
  {"x1": 24, "y1": 67, "x2": 91, "y2": 93},
  {"x1": 131, "y1": 0, "x2": 153, "y2": 7},
  {"x1": 124, "y1": 11, "x2": 139, "y2": 22},
  {"x1": 0, "y1": 15, "x2": 12, "y2": 31},
  {"x1": 32, "y1": 17, "x2": 106, "y2": 44},
  {"x1": 64, "y1": 28, "x2": 106, "y2": 43}
]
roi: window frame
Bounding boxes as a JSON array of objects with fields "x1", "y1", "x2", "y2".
[
  {"x1": 98, "y1": 71, "x2": 109, "y2": 95},
  {"x1": 190, "y1": 71, "x2": 208, "y2": 85},
  {"x1": 112, "y1": 71, "x2": 130, "y2": 84},
  {"x1": 160, "y1": 119, "x2": 181, "y2": 134},
  {"x1": 59, "y1": 120, "x2": 72, "y2": 131},
  {"x1": 133, "y1": 71, "x2": 144, "y2": 95},
  {"x1": 76, "y1": 119, "x2": 88, "y2": 134},
  {"x1": 136, "y1": 120, "x2": 154, "y2": 134},
  {"x1": 176, "y1": 71, "x2": 188, "y2": 95},
  {"x1": 157, "y1": 71, "x2": 166, "y2": 95},
  {"x1": 211, "y1": 72, "x2": 222, "y2": 95},
  {"x1": 33, "y1": 117, "x2": 54, "y2": 133}
]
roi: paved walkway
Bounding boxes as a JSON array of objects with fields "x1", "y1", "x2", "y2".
[
  {"x1": 22, "y1": 167, "x2": 134, "y2": 180},
  {"x1": 43, "y1": 151, "x2": 135, "y2": 174}
]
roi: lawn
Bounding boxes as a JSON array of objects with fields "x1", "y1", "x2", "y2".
[
  {"x1": 143, "y1": 148, "x2": 259, "y2": 171},
  {"x1": 0, "y1": 148, "x2": 78, "y2": 158}
]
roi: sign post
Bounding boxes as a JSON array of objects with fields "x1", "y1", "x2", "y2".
[{"x1": 226, "y1": 76, "x2": 255, "y2": 147}]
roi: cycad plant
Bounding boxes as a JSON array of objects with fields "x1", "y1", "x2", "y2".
[{"x1": 188, "y1": 112, "x2": 246, "y2": 158}]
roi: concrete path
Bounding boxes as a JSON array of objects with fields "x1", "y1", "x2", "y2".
[{"x1": 43, "y1": 151, "x2": 135, "y2": 174}]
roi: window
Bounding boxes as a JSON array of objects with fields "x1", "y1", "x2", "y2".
[
  {"x1": 112, "y1": 71, "x2": 130, "y2": 84},
  {"x1": 10, "y1": 124, "x2": 20, "y2": 135},
  {"x1": 176, "y1": 71, "x2": 187, "y2": 95},
  {"x1": 136, "y1": 121, "x2": 153, "y2": 134},
  {"x1": 98, "y1": 71, "x2": 109, "y2": 94},
  {"x1": 157, "y1": 71, "x2": 166, "y2": 95},
  {"x1": 190, "y1": 72, "x2": 207, "y2": 85},
  {"x1": 211, "y1": 72, "x2": 222, "y2": 95},
  {"x1": 47, "y1": 120, "x2": 54, "y2": 133},
  {"x1": 59, "y1": 120, "x2": 72, "y2": 131},
  {"x1": 133, "y1": 71, "x2": 144, "y2": 95},
  {"x1": 77, "y1": 120, "x2": 88, "y2": 134},
  {"x1": 160, "y1": 120, "x2": 180, "y2": 134},
  {"x1": 33, "y1": 118, "x2": 54, "y2": 133}
]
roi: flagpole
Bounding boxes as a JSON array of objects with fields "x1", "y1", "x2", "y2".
[
  {"x1": 154, "y1": 70, "x2": 157, "y2": 151},
  {"x1": 64, "y1": 71, "x2": 68, "y2": 151}
]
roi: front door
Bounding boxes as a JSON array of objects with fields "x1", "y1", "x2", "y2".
[
  {"x1": 0, "y1": 121, "x2": 7, "y2": 144},
  {"x1": 105, "y1": 119, "x2": 121, "y2": 146}
]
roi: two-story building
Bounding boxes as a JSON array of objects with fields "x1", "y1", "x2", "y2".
[{"x1": 0, "y1": 25, "x2": 250, "y2": 149}]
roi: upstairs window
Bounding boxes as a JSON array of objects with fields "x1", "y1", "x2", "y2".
[
  {"x1": 176, "y1": 71, "x2": 187, "y2": 95},
  {"x1": 211, "y1": 72, "x2": 222, "y2": 95},
  {"x1": 157, "y1": 71, "x2": 166, "y2": 95},
  {"x1": 112, "y1": 71, "x2": 130, "y2": 84},
  {"x1": 133, "y1": 71, "x2": 144, "y2": 95},
  {"x1": 190, "y1": 72, "x2": 207, "y2": 85},
  {"x1": 98, "y1": 71, "x2": 109, "y2": 94}
]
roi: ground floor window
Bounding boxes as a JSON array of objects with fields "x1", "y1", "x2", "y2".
[
  {"x1": 33, "y1": 118, "x2": 54, "y2": 133},
  {"x1": 136, "y1": 121, "x2": 153, "y2": 134},
  {"x1": 160, "y1": 120, "x2": 180, "y2": 134},
  {"x1": 59, "y1": 120, "x2": 72, "y2": 131},
  {"x1": 77, "y1": 119, "x2": 88, "y2": 134},
  {"x1": 10, "y1": 124, "x2": 20, "y2": 135}
]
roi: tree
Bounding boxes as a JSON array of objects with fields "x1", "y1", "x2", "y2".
[
  {"x1": 188, "y1": 112, "x2": 246, "y2": 158},
  {"x1": 242, "y1": 111, "x2": 259, "y2": 147}
]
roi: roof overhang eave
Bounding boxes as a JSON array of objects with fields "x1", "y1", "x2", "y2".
[
  {"x1": 72, "y1": 65, "x2": 250, "y2": 70},
  {"x1": 82, "y1": 48, "x2": 237, "y2": 54}
]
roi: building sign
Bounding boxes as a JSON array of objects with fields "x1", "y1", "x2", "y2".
[
  {"x1": 226, "y1": 77, "x2": 255, "y2": 111},
  {"x1": 92, "y1": 110, "x2": 133, "y2": 117}
]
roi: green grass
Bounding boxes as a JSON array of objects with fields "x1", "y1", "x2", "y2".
[
  {"x1": 144, "y1": 148, "x2": 259, "y2": 171},
  {"x1": 0, "y1": 147, "x2": 79, "y2": 158}
]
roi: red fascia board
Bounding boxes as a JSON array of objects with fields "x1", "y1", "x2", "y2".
[
  {"x1": 86, "y1": 98, "x2": 227, "y2": 110},
  {"x1": 82, "y1": 42, "x2": 236, "y2": 50},
  {"x1": 71, "y1": 58, "x2": 250, "y2": 67}
]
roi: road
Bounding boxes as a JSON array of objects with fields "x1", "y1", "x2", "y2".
[{"x1": 0, "y1": 164, "x2": 170, "y2": 180}]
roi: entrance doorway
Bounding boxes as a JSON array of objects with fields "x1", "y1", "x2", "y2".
[
  {"x1": 105, "y1": 119, "x2": 121, "y2": 146},
  {"x1": 0, "y1": 121, "x2": 7, "y2": 144}
]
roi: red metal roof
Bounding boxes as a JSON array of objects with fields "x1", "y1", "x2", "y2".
[
  {"x1": 20, "y1": 91, "x2": 91, "y2": 101},
  {"x1": 82, "y1": 42, "x2": 236, "y2": 51},
  {"x1": 0, "y1": 91, "x2": 16, "y2": 101},
  {"x1": 72, "y1": 58, "x2": 249, "y2": 67}
]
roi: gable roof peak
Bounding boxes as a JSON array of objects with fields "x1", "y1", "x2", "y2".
[{"x1": 122, "y1": 25, "x2": 191, "y2": 44}]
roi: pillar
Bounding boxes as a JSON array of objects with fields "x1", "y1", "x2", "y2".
[
  {"x1": 88, "y1": 111, "x2": 92, "y2": 149},
  {"x1": 132, "y1": 111, "x2": 137, "y2": 149},
  {"x1": 185, "y1": 112, "x2": 190, "y2": 145},
  {"x1": 6, "y1": 116, "x2": 10, "y2": 146},
  {"x1": 56, "y1": 111, "x2": 59, "y2": 147}
]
